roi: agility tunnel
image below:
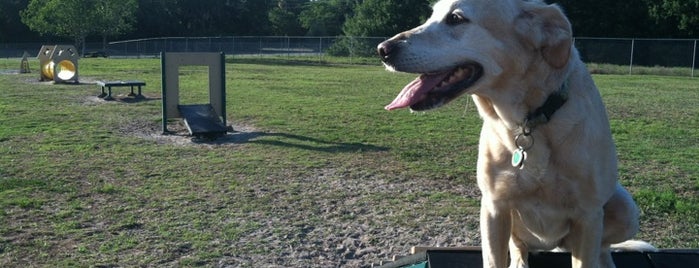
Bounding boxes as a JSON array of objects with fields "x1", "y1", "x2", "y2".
[{"x1": 37, "y1": 45, "x2": 79, "y2": 83}]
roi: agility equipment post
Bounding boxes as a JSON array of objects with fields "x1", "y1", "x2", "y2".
[
  {"x1": 20, "y1": 51, "x2": 31, "y2": 73},
  {"x1": 161, "y1": 52, "x2": 228, "y2": 137}
]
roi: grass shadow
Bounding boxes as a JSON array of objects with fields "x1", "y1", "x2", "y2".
[
  {"x1": 114, "y1": 95, "x2": 161, "y2": 104},
  {"x1": 196, "y1": 130, "x2": 389, "y2": 153}
]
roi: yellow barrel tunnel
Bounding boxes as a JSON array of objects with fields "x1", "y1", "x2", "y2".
[{"x1": 37, "y1": 45, "x2": 79, "y2": 83}]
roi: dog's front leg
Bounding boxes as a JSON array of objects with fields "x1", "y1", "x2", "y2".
[
  {"x1": 481, "y1": 200, "x2": 512, "y2": 268},
  {"x1": 508, "y1": 234, "x2": 529, "y2": 268},
  {"x1": 568, "y1": 209, "x2": 604, "y2": 268}
]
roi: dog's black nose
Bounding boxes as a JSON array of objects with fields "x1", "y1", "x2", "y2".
[{"x1": 377, "y1": 41, "x2": 393, "y2": 62}]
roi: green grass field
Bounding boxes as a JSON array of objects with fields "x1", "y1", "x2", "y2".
[{"x1": 0, "y1": 57, "x2": 697, "y2": 266}]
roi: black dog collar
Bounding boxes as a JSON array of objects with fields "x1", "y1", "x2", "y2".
[
  {"x1": 512, "y1": 80, "x2": 569, "y2": 169},
  {"x1": 525, "y1": 80, "x2": 569, "y2": 130}
]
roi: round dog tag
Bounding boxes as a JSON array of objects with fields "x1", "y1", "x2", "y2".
[{"x1": 512, "y1": 148, "x2": 526, "y2": 168}]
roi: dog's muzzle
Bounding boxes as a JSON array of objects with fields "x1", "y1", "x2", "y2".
[
  {"x1": 378, "y1": 34, "x2": 407, "y2": 64},
  {"x1": 378, "y1": 39, "x2": 483, "y2": 111}
]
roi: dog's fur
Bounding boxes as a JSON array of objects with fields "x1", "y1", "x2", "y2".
[{"x1": 378, "y1": 0, "x2": 652, "y2": 267}]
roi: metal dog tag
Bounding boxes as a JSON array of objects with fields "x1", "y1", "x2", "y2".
[{"x1": 512, "y1": 147, "x2": 526, "y2": 169}]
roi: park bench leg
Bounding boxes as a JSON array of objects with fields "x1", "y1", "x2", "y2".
[
  {"x1": 136, "y1": 85, "x2": 144, "y2": 98},
  {"x1": 104, "y1": 86, "x2": 114, "y2": 101},
  {"x1": 98, "y1": 85, "x2": 107, "y2": 98}
]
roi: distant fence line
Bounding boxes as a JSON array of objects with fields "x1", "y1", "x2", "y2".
[
  {"x1": 574, "y1": 37, "x2": 697, "y2": 76},
  {"x1": 106, "y1": 36, "x2": 387, "y2": 60},
  {"x1": 1, "y1": 36, "x2": 697, "y2": 76}
]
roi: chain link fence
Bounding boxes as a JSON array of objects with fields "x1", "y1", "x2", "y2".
[
  {"x1": 575, "y1": 37, "x2": 698, "y2": 76},
  {"x1": 106, "y1": 36, "x2": 386, "y2": 60},
  {"x1": 1, "y1": 36, "x2": 697, "y2": 76}
]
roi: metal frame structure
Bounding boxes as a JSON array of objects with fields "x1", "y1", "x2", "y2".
[{"x1": 161, "y1": 52, "x2": 227, "y2": 136}]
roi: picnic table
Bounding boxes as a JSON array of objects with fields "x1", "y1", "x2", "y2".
[{"x1": 96, "y1": 80, "x2": 146, "y2": 100}]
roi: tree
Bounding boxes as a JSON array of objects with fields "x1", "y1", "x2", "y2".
[
  {"x1": 133, "y1": 0, "x2": 273, "y2": 37},
  {"x1": 21, "y1": 0, "x2": 137, "y2": 53},
  {"x1": 0, "y1": 0, "x2": 39, "y2": 42},
  {"x1": 646, "y1": 0, "x2": 699, "y2": 36},
  {"x1": 299, "y1": 0, "x2": 357, "y2": 36},
  {"x1": 21, "y1": 0, "x2": 93, "y2": 52},
  {"x1": 226, "y1": 0, "x2": 276, "y2": 35},
  {"x1": 556, "y1": 0, "x2": 663, "y2": 37},
  {"x1": 342, "y1": 0, "x2": 431, "y2": 37},
  {"x1": 268, "y1": 0, "x2": 306, "y2": 36},
  {"x1": 332, "y1": 0, "x2": 431, "y2": 56},
  {"x1": 94, "y1": 0, "x2": 138, "y2": 49}
]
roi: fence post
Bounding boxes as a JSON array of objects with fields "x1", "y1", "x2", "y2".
[
  {"x1": 629, "y1": 39, "x2": 635, "y2": 75},
  {"x1": 350, "y1": 37, "x2": 354, "y2": 65},
  {"x1": 692, "y1": 39, "x2": 697, "y2": 78},
  {"x1": 318, "y1": 37, "x2": 323, "y2": 63}
]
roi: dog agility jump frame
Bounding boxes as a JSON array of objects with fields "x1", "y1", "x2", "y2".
[{"x1": 161, "y1": 52, "x2": 228, "y2": 137}]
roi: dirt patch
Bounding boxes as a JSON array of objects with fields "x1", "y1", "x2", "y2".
[
  {"x1": 63, "y1": 91, "x2": 482, "y2": 267},
  {"x1": 0, "y1": 69, "x2": 21, "y2": 75},
  {"x1": 111, "y1": 114, "x2": 261, "y2": 147},
  {"x1": 107, "y1": 118, "x2": 481, "y2": 267},
  {"x1": 212, "y1": 168, "x2": 482, "y2": 267}
]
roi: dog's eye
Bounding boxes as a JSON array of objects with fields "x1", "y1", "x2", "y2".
[{"x1": 445, "y1": 12, "x2": 469, "y2": 25}]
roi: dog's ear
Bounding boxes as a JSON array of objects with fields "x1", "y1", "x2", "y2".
[{"x1": 515, "y1": 3, "x2": 572, "y2": 69}]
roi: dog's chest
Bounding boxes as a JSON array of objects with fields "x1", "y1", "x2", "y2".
[{"x1": 511, "y1": 197, "x2": 575, "y2": 247}]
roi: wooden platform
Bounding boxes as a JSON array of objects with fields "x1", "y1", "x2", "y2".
[{"x1": 376, "y1": 248, "x2": 699, "y2": 268}]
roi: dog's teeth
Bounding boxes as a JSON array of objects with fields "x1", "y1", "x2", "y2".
[
  {"x1": 449, "y1": 72, "x2": 461, "y2": 83},
  {"x1": 434, "y1": 66, "x2": 477, "y2": 90},
  {"x1": 461, "y1": 68, "x2": 473, "y2": 78},
  {"x1": 463, "y1": 67, "x2": 474, "y2": 78},
  {"x1": 454, "y1": 68, "x2": 465, "y2": 77}
]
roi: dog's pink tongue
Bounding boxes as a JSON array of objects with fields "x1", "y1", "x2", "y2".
[{"x1": 385, "y1": 73, "x2": 449, "y2": 111}]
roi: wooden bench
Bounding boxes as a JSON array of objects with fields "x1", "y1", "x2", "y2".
[{"x1": 96, "y1": 80, "x2": 146, "y2": 100}]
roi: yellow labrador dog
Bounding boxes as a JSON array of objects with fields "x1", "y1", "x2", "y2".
[{"x1": 378, "y1": 0, "x2": 653, "y2": 267}]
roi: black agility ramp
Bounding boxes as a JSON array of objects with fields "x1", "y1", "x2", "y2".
[
  {"x1": 376, "y1": 248, "x2": 699, "y2": 268},
  {"x1": 178, "y1": 104, "x2": 228, "y2": 136}
]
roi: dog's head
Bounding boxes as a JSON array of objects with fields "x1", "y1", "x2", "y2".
[{"x1": 379, "y1": 0, "x2": 572, "y2": 111}]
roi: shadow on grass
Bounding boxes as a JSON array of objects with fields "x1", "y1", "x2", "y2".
[
  {"x1": 115, "y1": 95, "x2": 161, "y2": 104},
  {"x1": 196, "y1": 130, "x2": 389, "y2": 153}
]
